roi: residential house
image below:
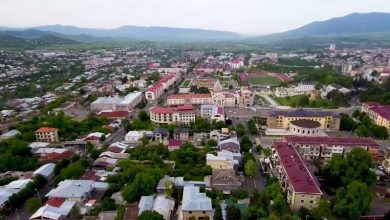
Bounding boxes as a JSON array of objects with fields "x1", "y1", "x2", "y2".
[
  {"x1": 173, "y1": 128, "x2": 189, "y2": 141},
  {"x1": 210, "y1": 169, "x2": 242, "y2": 193},
  {"x1": 29, "y1": 198, "x2": 77, "y2": 220},
  {"x1": 0, "y1": 129, "x2": 20, "y2": 140},
  {"x1": 154, "y1": 128, "x2": 169, "y2": 143},
  {"x1": 125, "y1": 131, "x2": 145, "y2": 143},
  {"x1": 138, "y1": 195, "x2": 175, "y2": 220},
  {"x1": 33, "y1": 163, "x2": 55, "y2": 180},
  {"x1": 218, "y1": 138, "x2": 240, "y2": 153},
  {"x1": 181, "y1": 185, "x2": 213, "y2": 220},
  {"x1": 168, "y1": 139, "x2": 182, "y2": 151}
]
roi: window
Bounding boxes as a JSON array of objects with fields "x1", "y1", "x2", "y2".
[
  {"x1": 310, "y1": 200, "x2": 313, "y2": 204},
  {"x1": 301, "y1": 200, "x2": 304, "y2": 203}
]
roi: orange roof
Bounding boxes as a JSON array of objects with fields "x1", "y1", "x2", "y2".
[{"x1": 36, "y1": 127, "x2": 58, "y2": 133}]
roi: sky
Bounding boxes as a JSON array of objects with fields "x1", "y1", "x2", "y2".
[{"x1": 1, "y1": 0, "x2": 390, "y2": 35}]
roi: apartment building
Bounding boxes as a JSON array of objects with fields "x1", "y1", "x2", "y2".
[
  {"x1": 149, "y1": 105, "x2": 195, "y2": 125},
  {"x1": 35, "y1": 127, "x2": 59, "y2": 142},
  {"x1": 200, "y1": 104, "x2": 224, "y2": 122},
  {"x1": 271, "y1": 142, "x2": 322, "y2": 211},
  {"x1": 267, "y1": 109, "x2": 340, "y2": 131},
  {"x1": 283, "y1": 135, "x2": 380, "y2": 160},
  {"x1": 167, "y1": 94, "x2": 212, "y2": 106},
  {"x1": 146, "y1": 73, "x2": 177, "y2": 101},
  {"x1": 362, "y1": 102, "x2": 390, "y2": 131}
]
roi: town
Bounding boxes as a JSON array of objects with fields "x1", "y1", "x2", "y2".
[{"x1": 0, "y1": 41, "x2": 389, "y2": 220}]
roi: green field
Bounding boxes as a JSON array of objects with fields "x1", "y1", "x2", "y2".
[
  {"x1": 181, "y1": 80, "x2": 191, "y2": 87},
  {"x1": 248, "y1": 76, "x2": 280, "y2": 86}
]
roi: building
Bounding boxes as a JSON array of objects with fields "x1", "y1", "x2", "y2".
[
  {"x1": 206, "y1": 153, "x2": 237, "y2": 170},
  {"x1": 382, "y1": 152, "x2": 390, "y2": 174},
  {"x1": 146, "y1": 74, "x2": 177, "y2": 100},
  {"x1": 173, "y1": 128, "x2": 189, "y2": 141},
  {"x1": 237, "y1": 87, "x2": 254, "y2": 107},
  {"x1": 154, "y1": 128, "x2": 169, "y2": 143},
  {"x1": 33, "y1": 163, "x2": 55, "y2": 180},
  {"x1": 181, "y1": 185, "x2": 213, "y2": 220},
  {"x1": 288, "y1": 119, "x2": 322, "y2": 136},
  {"x1": 0, "y1": 179, "x2": 33, "y2": 208},
  {"x1": 97, "y1": 111, "x2": 130, "y2": 120},
  {"x1": 138, "y1": 195, "x2": 175, "y2": 220},
  {"x1": 271, "y1": 142, "x2": 322, "y2": 211},
  {"x1": 218, "y1": 138, "x2": 240, "y2": 153},
  {"x1": 283, "y1": 135, "x2": 380, "y2": 160},
  {"x1": 35, "y1": 127, "x2": 59, "y2": 142},
  {"x1": 29, "y1": 198, "x2": 77, "y2": 220},
  {"x1": 267, "y1": 109, "x2": 340, "y2": 131},
  {"x1": 362, "y1": 102, "x2": 390, "y2": 131},
  {"x1": 167, "y1": 94, "x2": 212, "y2": 106},
  {"x1": 200, "y1": 105, "x2": 224, "y2": 122},
  {"x1": 91, "y1": 91, "x2": 143, "y2": 112},
  {"x1": 46, "y1": 180, "x2": 108, "y2": 204},
  {"x1": 211, "y1": 92, "x2": 237, "y2": 107},
  {"x1": 210, "y1": 169, "x2": 242, "y2": 193},
  {"x1": 321, "y1": 84, "x2": 350, "y2": 98},
  {"x1": 125, "y1": 131, "x2": 145, "y2": 143},
  {"x1": 168, "y1": 139, "x2": 182, "y2": 151},
  {"x1": 329, "y1": 43, "x2": 336, "y2": 51},
  {"x1": 0, "y1": 129, "x2": 20, "y2": 140},
  {"x1": 150, "y1": 105, "x2": 195, "y2": 125}
]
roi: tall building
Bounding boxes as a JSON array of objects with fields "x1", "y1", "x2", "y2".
[
  {"x1": 329, "y1": 43, "x2": 336, "y2": 51},
  {"x1": 91, "y1": 91, "x2": 143, "y2": 112},
  {"x1": 362, "y1": 102, "x2": 390, "y2": 132}
]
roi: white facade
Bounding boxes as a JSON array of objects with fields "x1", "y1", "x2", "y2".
[{"x1": 91, "y1": 91, "x2": 143, "y2": 111}]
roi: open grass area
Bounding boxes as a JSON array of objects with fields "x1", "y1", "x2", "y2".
[
  {"x1": 248, "y1": 76, "x2": 280, "y2": 86},
  {"x1": 272, "y1": 94, "x2": 337, "y2": 108},
  {"x1": 181, "y1": 80, "x2": 191, "y2": 87}
]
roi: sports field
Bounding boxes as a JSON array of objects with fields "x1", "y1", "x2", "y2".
[{"x1": 248, "y1": 76, "x2": 281, "y2": 86}]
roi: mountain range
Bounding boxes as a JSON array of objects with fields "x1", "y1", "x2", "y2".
[{"x1": 1, "y1": 12, "x2": 390, "y2": 48}]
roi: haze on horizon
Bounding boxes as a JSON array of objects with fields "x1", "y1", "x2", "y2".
[{"x1": 1, "y1": 0, "x2": 390, "y2": 35}]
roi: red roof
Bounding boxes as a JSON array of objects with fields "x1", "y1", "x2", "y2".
[
  {"x1": 107, "y1": 146, "x2": 124, "y2": 153},
  {"x1": 168, "y1": 139, "x2": 182, "y2": 147},
  {"x1": 40, "y1": 150, "x2": 74, "y2": 163},
  {"x1": 364, "y1": 102, "x2": 390, "y2": 120},
  {"x1": 150, "y1": 105, "x2": 194, "y2": 114},
  {"x1": 167, "y1": 93, "x2": 211, "y2": 99},
  {"x1": 97, "y1": 111, "x2": 129, "y2": 118},
  {"x1": 36, "y1": 127, "x2": 58, "y2": 133},
  {"x1": 284, "y1": 135, "x2": 379, "y2": 149},
  {"x1": 46, "y1": 198, "x2": 65, "y2": 208},
  {"x1": 274, "y1": 142, "x2": 322, "y2": 195}
]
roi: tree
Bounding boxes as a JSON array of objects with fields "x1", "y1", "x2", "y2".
[
  {"x1": 99, "y1": 134, "x2": 106, "y2": 142},
  {"x1": 207, "y1": 139, "x2": 218, "y2": 147},
  {"x1": 240, "y1": 135, "x2": 252, "y2": 152},
  {"x1": 138, "y1": 110, "x2": 150, "y2": 122},
  {"x1": 334, "y1": 181, "x2": 372, "y2": 219},
  {"x1": 352, "y1": 110, "x2": 360, "y2": 118},
  {"x1": 138, "y1": 210, "x2": 164, "y2": 220},
  {"x1": 214, "y1": 204, "x2": 223, "y2": 220},
  {"x1": 25, "y1": 197, "x2": 41, "y2": 213},
  {"x1": 297, "y1": 95, "x2": 310, "y2": 107},
  {"x1": 235, "y1": 124, "x2": 246, "y2": 137},
  {"x1": 339, "y1": 113, "x2": 357, "y2": 131},
  {"x1": 100, "y1": 198, "x2": 116, "y2": 211},
  {"x1": 271, "y1": 194, "x2": 289, "y2": 216},
  {"x1": 245, "y1": 160, "x2": 257, "y2": 178},
  {"x1": 226, "y1": 204, "x2": 241, "y2": 220},
  {"x1": 310, "y1": 200, "x2": 334, "y2": 220}
]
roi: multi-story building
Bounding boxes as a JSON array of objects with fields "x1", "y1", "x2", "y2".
[
  {"x1": 181, "y1": 185, "x2": 213, "y2": 220},
  {"x1": 200, "y1": 104, "x2": 224, "y2": 122},
  {"x1": 35, "y1": 127, "x2": 59, "y2": 142},
  {"x1": 267, "y1": 109, "x2": 340, "y2": 131},
  {"x1": 271, "y1": 142, "x2": 322, "y2": 211},
  {"x1": 237, "y1": 87, "x2": 254, "y2": 107},
  {"x1": 145, "y1": 73, "x2": 177, "y2": 101},
  {"x1": 206, "y1": 153, "x2": 237, "y2": 170},
  {"x1": 362, "y1": 102, "x2": 390, "y2": 131},
  {"x1": 91, "y1": 91, "x2": 143, "y2": 112},
  {"x1": 211, "y1": 92, "x2": 237, "y2": 107},
  {"x1": 149, "y1": 105, "x2": 195, "y2": 125},
  {"x1": 167, "y1": 94, "x2": 212, "y2": 106},
  {"x1": 283, "y1": 135, "x2": 380, "y2": 160}
]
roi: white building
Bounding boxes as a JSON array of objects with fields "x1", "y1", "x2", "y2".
[
  {"x1": 125, "y1": 131, "x2": 145, "y2": 143},
  {"x1": 200, "y1": 105, "x2": 225, "y2": 122},
  {"x1": 149, "y1": 105, "x2": 196, "y2": 125},
  {"x1": 91, "y1": 91, "x2": 143, "y2": 112}
]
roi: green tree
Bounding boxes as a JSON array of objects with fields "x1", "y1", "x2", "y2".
[
  {"x1": 244, "y1": 160, "x2": 257, "y2": 178},
  {"x1": 334, "y1": 181, "x2": 372, "y2": 220},
  {"x1": 226, "y1": 204, "x2": 241, "y2": 220},
  {"x1": 138, "y1": 210, "x2": 164, "y2": 220},
  {"x1": 339, "y1": 113, "x2": 357, "y2": 131},
  {"x1": 310, "y1": 200, "x2": 334, "y2": 220},
  {"x1": 271, "y1": 194, "x2": 288, "y2": 216},
  {"x1": 240, "y1": 135, "x2": 252, "y2": 152},
  {"x1": 214, "y1": 204, "x2": 223, "y2": 220},
  {"x1": 138, "y1": 110, "x2": 150, "y2": 122},
  {"x1": 207, "y1": 139, "x2": 218, "y2": 147},
  {"x1": 297, "y1": 95, "x2": 310, "y2": 107},
  {"x1": 100, "y1": 198, "x2": 116, "y2": 211},
  {"x1": 352, "y1": 110, "x2": 360, "y2": 118},
  {"x1": 25, "y1": 197, "x2": 41, "y2": 213},
  {"x1": 236, "y1": 124, "x2": 246, "y2": 137}
]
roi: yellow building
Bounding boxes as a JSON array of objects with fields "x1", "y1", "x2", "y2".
[
  {"x1": 267, "y1": 109, "x2": 340, "y2": 131},
  {"x1": 271, "y1": 142, "x2": 322, "y2": 211},
  {"x1": 362, "y1": 102, "x2": 390, "y2": 131}
]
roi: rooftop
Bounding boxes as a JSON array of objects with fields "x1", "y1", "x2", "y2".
[
  {"x1": 182, "y1": 185, "x2": 212, "y2": 211},
  {"x1": 36, "y1": 127, "x2": 58, "y2": 133},
  {"x1": 284, "y1": 135, "x2": 379, "y2": 148},
  {"x1": 150, "y1": 104, "x2": 195, "y2": 114},
  {"x1": 270, "y1": 109, "x2": 338, "y2": 118},
  {"x1": 274, "y1": 142, "x2": 322, "y2": 195},
  {"x1": 290, "y1": 119, "x2": 321, "y2": 128}
]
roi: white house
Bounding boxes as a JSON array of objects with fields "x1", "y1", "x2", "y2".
[{"x1": 125, "y1": 131, "x2": 145, "y2": 143}]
